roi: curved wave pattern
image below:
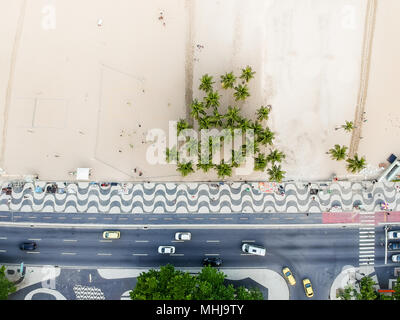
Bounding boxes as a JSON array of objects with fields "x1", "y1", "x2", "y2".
[{"x1": 2, "y1": 181, "x2": 400, "y2": 214}]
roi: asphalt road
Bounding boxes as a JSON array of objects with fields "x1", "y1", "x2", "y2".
[{"x1": 0, "y1": 225, "x2": 359, "y2": 300}]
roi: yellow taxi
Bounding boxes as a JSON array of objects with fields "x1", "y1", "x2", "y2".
[
  {"x1": 102, "y1": 231, "x2": 121, "y2": 239},
  {"x1": 302, "y1": 278, "x2": 314, "y2": 298},
  {"x1": 282, "y1": 267, "x2": 296, "y2": 286}
]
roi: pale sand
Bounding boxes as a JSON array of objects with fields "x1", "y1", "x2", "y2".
[
  {"x1": 0, "y1": 0, "x2": 378, "y2": 182},
  {"x1": 357, "y1": 0, "x2": 400, "y2": 177}
]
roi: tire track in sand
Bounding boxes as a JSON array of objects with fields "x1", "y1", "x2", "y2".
[
  {"x1": 0, "y1": 0, "x2": 28, "y2": 168},
  {"x1": 349, "y1": 0, "x2": 377, "y2": 158},
  {"x1": 184, "y1": 0, "x2": 195, "y2": 125}
]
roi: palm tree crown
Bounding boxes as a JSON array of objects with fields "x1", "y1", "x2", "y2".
[
  {"x1": 240, "y1": 66, "x2": 256, "y2": 83},
  {"x1": 176, "y1": 161, "x2": 194, "y2": 177},
  {"x1": 256, "y1": 106, "x2": 271, "y2": 122},
  {"x1": 224, "y1": 106, "x2": 241, "y2": 127},
  {"x1": 215, "y1": 160, "x2": 232, "y2": 179},
  {"x1": 204, "y1": 91, "x2": 220, "y2": 109},
  {"x1": 257, "y1": 127, "x2": 275, "y2": 146},
  {"x1": 177, "y1": 119, "x2": 192, "y2": 135},
  {"x1": 346, "y1": 154, "x2": 366, "y2": 173},
  {"x1": 233, "y1": 84, "x2": 250, "y2": 101},
  {"x1": 190, "y1": 99, "x2": 206, "y2": 120},
  {"x1": 199, "y1": 74, "x2": 214, "y2": 93},
  {"x1": 254, "y1": 153, "x2": 268, "y2": 172},
  {"x1": 342, "y1": 121, "x2": 355, "y2": 132},
  {"x1": 267, "y1": 149, "x2": 286, "y2": 164},
  {"x1": 267, "y1": 164, "x2": 286, "y2": 182},
  {"x1": 220, "y1": 72, "x2": 236, "y2": 89},
  {"x1": 329, "y1": 145, "x2": 348, "y2": 161}
]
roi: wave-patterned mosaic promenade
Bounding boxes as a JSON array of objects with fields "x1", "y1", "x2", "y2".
[{"x1": 1, "y1": 181, "x2": 400, "y2": 214}]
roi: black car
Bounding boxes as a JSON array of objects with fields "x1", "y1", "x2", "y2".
[
  {"x1": 202, "y1": 257, "x2": 222, "y2": 267},
  {"x1": 19, "y1": 242, "x2": 37, "y2": 251},
  {"x1": 388, "y1": 242, "x2": 400, "y2": 251}
]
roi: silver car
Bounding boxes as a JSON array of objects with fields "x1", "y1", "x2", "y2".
[
  {"x1": 242, "y1": 243, "x2": 266, "y2": 256},
  {"x1": 158, "y1": 246, "x2": 175, "y2": 254},
  {"x1": 175, "y1": 232, "x2": 191, "y2": 241},
  {"x1": 388, "y1": 231, "x2": 400, "y2": 240},
  {"x1": 392, "y1": 254, "x2": 400, "y2": 263}
]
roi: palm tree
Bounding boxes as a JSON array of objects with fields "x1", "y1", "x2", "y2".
[
  {"x1": 251, "y1": 121, "x2": 263, "y2": 136},
  {"x1": 239, "y1": 118, "x2": 252, "y2": 133},
  {"x1": 233, "y1": 84, "x2": 250, "y2": 101},
  {"x1": 328, "y1": 145, "x2": 348, "y2": 161},
  {"x1": 340, "y1": 121, "x2": 356, "y2": 132},
  {"x1": 224, "y1": 106, "x2": 241, "y2": 127},
  {"x1": 243, "y1": 139, "x2": 260, "y2": 155},
  {"x1": 197, "y1": 154, "x2": 214, "y2": 172},
  {"x1": 209, "y1": 108, "x2": 224, "y2": 127},
  {"x1": 346, "y1": 154, "x2": 366, "y2": 173},
  {"x1": 257, "y1": 128, "x2": 275, "y2": 146},
  {"x1": 176, "y1": 161, "x2": 194, "y2": 177},
  {"x1": 165, "y1": 146, "x2": 178, "y2": 163},
  {"x1": 267, "y1": 164, "x2": 286, "y2": 182},
  {"x1": 204, "y1": 91, "x2": 220, "y2": 109},
  {"x1": 215, "y1": 160, "x2": 232, "y2": 179},
  {"x1": 198, "y1": 116, "x2": 213, "y2": 130},
  {"x1": 254, "y1": 153, "x2": 268, "y2": 172},
  {"x1": 220, "y1": 72, "x2": 236, "y2": 89},
  {"x1": 267, "y1": 149, "x2": 286, "y2": 164},
  {"x1": 199, "y1": 74, "x2": 214, "y2": 93},
  {"x1": 190, "y1": 99, "x2": 206, "y2": 120},
  {"x1": 256, "y1": 106, "x2": 271, "y2": 122},
  {"x1": 184, "y1": 138, "x2": 198, "y2": 157},
  {"x1": 177, "y1": 119, "x2": 192, "y2": 135},
  {"x1": 240, "y1": 65, "x2": 255, "y2": 83},
  {"x1": 231, "y1": 149, "x2": 245, "y2": 168}
]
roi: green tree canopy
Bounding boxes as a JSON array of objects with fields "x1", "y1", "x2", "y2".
[
  {"x1": 130, "y1": 264, "x2": 263, "y2": 300},
  {"x1": 0, "y1": 266, "x2": 16, "y2": 300}
]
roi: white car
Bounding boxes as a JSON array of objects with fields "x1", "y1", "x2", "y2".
[
  {"x1": 175, "y1": 232, "x2": 191, "y2": 241},
  {"x1": 392, "y1": 254, "x2": 400, "y2": 263},
  {"x1": 388, "y1": 231, "x2": 400, "y2": 240},
  {"x1": 158, "y1": 246, "x2": 175, "y2": 254},
  {"x1": 241, "y1": 243, "x2": 266, "y2": 256}
]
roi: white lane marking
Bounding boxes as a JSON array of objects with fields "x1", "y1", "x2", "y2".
[
  {"x1": 58, "y1": 217, "x2": 66, "y2": 219},
  {"x1": 26, "y1": 251, "x2": 40, "y2": 254},
  {"x1": 204, "y1": 253, "x2": 220, "y2": 256},
  {"x1": 149, "y1": 218, "x2": 158, "y2": 220},
  {"x1": 359, "y1": 231, "x2": 375, "y2": 234},
  {"x1": 104, "y1": 218, "x2": 112, "y2": 220},
  {"x1": 0, "y1": 250, "x2": 6, "y2": 252},
  {"x1": 29, "y1": 216, "x2": 37, "y2": 219},
  {"x1": 285, "y1": 217, "x2": 294, "y2": 220},
  {"x1": 360, "y1": 254, "x2": 375, "y2": 258},
  {"x1": 206, "y1": 240, "x2": 220, "y2": 243},
  {"x1": 163, "y1": 218, "x2": 172, "y2": 220},
  {"x1": 135, "y1": 240, "x2": 149, "y2": 243},
  {"x1": 171, "y1": 253, "x2": 184, "y2": 256},
  {"x1": 194, "y1": 218, "x2": 203, "y2": 220},
  {"x1": 360, "y1": 239, "x2": 375, "y2": 242},
  {"x1": 241, "y1": 240, "x2": 255, "y2": 242},
  {"x1": 255, "y1": 218, "x2": 264, "y2": 220},
  {"x1": 43, "y1": 217, "x2": 52, "y2": 219},
  {"x1": 359, "y1": 243, "x2": 375, "y2": 247},
  {"x1": 72, "y1": 217, "x2": 81, "y2": 220},
  {"x1": 171, "y1": 240, "x2": 183, "y2": 243},
  {"x1": 14, "y1": 216, "x2": 21, "y2": 218},
  {"x1": 89, "y1": 273, "x2": 92, "y2": 283},
  {"x1": 240, "y1": 253, "x2": 253, "y2": 256},
  {"x1": 61, "y1": 252, "x2": 76, "y2": 255},
  {"x1": 0, "y1": 237, "x2": 7, "y2": 240},
  {"x1": 359, "y1": 258, "x2": 375, "y2": 261},
  {"x1": 99, "y1": 240, "x2": 112, "y2": 243},
  {"x1": 179, "y1": 218, "x2": 188, "y2": 220},
  {"x1": 63, "y1": 239, "x2": 77, "y2": 242},
  {"x1": 97, "y1": 253, "x2": 112, "y2": 256},
  {"x1": 240, "y1": 218, "x2": 249, "y2": 220},
  {"x1": 88, "y1": 217, "x2": 97, "y2": 220},
  {"x1": 360, "y1": 227, "x2": 375, "y2": 230},
  {"x1": 134, "y1": 218, "x2": 143, "y2": 220},
  {"x1": 224, "y1": 218, "x2": 233, "y2": 220},
  {"x1": 132, "y1": 253, "x2": 148, "y2": 256},
  {"x1": 0, "y1": 215, "x2": 8, "y2": 218},
  {"x1": 209, "y1": 218, "x2": 218, "y2": 220},
  {"x1": 28, "y1": 238, "x2": 41, "y2": 241},
  {"x1": 119, "y1": 218, "x2": 128, "y2": 220},
  {"x1": 359, "y1": 250, "x2": 375, "y2": 253}
]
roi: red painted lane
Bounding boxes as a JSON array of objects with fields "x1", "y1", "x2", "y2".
[{"x1": 322, "y1": 211, "x2": 400, "y2": 225}]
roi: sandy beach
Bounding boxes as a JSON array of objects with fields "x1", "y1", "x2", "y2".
[{"x1": 0, "y1": 0, "x2": 396, "y2": 182}]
